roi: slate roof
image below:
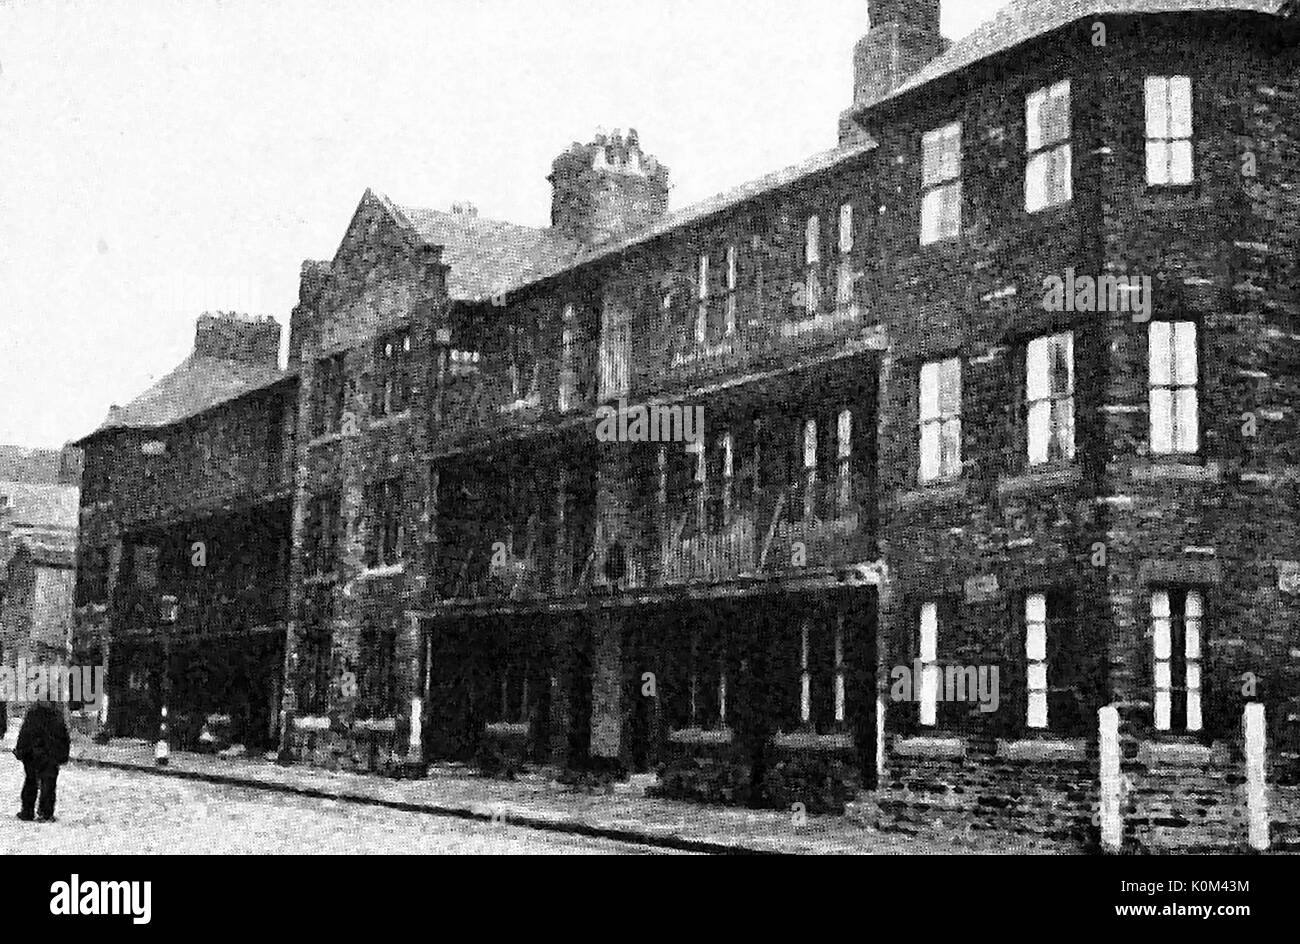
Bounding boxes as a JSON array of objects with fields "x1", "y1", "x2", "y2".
[
  {"x1": 0, "y1": 483, "x2": 79, "y2": 532},
  {"x1": 385, "y1": 139, "x2": 879, "y2": 302},
  {"x1": 388, "y1": 2, "x2": 1292, "y2": 301},
  {"x1": 0, "y1": 446, "x2": 61, "y2": 485},
  {"x1": 882, "y1": 0, "x2": 1288, "y2": 105},
  {"x1": 76, "y1": 354, "x2": 288, "y2": 443},
  {"x1": 392, "y1": 204, "x2": 581, "y2": 301}
]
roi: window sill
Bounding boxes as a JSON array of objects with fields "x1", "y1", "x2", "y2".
[
  {"x1": 667, "y1": 727, "x2": 733, "y2": 745},
  {"x1": 671, "y1": 340, "x2": 736, "y2": 368},
  {"x1": 1130, "y1": 460, "x2": 1220, "y2": 483},
  {"x1": 773, "y1": 730, "x2": 853, "y2": 751},
  {"x1": 498, "y1": 395, "x2": 541, "y2": 415},
  {"x1": 997, "y1": 463, "x2": 1081, "y2": 496},
  {"x1": 484, "y1": 722, "x2": 529, "y2": 738},
  {"x1": 369, "y1": 409, "x2": 412, "y2": 430},
  {"x1": 359, "y1": 562, "x2": 405, "y2": 580},
  {"x1": 352, "y1": 717, "x2": 396, "y2": 734},
  {"x1": 996, "y1": 737, "x2": 1087, "y2": 762},
  {"x1": 1136, "y1": 186, "x2": 1208, "y2": 211},
  {"x1": 1136, "y1": 739, "x2": 1224, "y2": 767},
  {"x1": 895, "y1": 479, "x2": 967, "y2": 509},
  {"x1": 1023, "y1": 199, "x2": 1074, "y2": 221},
  {"x1": 891, "y1": 735, "x2": 966, "y2": 758},
  {"x1": 302, "y1": 572, "x2": 338, "y2": 587},
  {"x1": 779, "y1": 307, "x2": 860, "y2": 339},
  {"x1": 918, "y1": 234, "x2": 961, "y2": 253},
  {"x1": 292, "y1": 715, "x2": 331, "y2": 732}
]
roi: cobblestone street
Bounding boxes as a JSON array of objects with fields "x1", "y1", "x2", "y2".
[{"x1": 0, "y1": 761, "x2": 680, "y2": 855}]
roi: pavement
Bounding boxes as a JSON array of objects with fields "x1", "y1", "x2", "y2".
[
  {"x1": 0, "y1": 759, "x2": 675, "y2": 854},
  {"x1": 50, "y1": 737, "x2": 1074, "y2": 854}
]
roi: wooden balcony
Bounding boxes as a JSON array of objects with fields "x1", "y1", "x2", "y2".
[
  {"x1": 112, "y1": 583, "x2": 288, "y2": 637},
  {"x1": 658, "y1": 495, "x2": 875, "y2": 590}
]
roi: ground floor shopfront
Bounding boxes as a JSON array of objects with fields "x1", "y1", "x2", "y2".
[
  {"x1": 405, "y1": 579, "x2": 880, "y2": 809},
  {"x1": 103, "y1": 628, "x2": 285, "y2": 753}
]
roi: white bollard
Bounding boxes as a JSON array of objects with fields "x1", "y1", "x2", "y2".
[
  {"x1": 1098, "y1": 705, "x2": 1122, "y2": 853},
  {"x1": 1244, "y1": 702, "x2": 1269, "y2": 852},
  {"x1": 409, "y1": 696, "x2": 423, "y2": 754},
  {"x1": 155, "y1": 704, "x2": 170, "y2": 766},
  {"x1": 875, "y1": 695, "x2": 885, "y2": 785}
]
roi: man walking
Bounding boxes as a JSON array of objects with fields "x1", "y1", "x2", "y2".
[{"x1": 14, "y1": 700, "x2": 70, "y2": 822}]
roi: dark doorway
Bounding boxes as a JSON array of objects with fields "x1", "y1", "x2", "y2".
[
  {"x1": 565, "y1": 615, "x2": 593, "y2": 768},
  {"x1": 423, "y1": 619, "x2": 479, "y2": 761}
]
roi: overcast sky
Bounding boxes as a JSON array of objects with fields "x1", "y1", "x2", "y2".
[{"x1": 0, "y1": 0, "x2": 1002, "y2": 450}]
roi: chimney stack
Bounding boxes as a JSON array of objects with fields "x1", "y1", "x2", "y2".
[
  {"x1": 549, "y1": 127, "x2": 670, "y2": 246},
  {"x1": 853, "y1": 0, "x2": 946, "y2": 108},
  {"x1": 193, "y1": 311, "x2": 281, "y2": 367}
]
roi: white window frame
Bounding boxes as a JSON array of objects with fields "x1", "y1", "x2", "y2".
[
  {"x1": 835, "y1": 408, "x2": 853, "y2": 517},
  {"x1": 724, "y1": 244, "x2": 738, "y2": 337},
  {"x1": 1025, "y1": 80, "x2": 1073, "y2": 212},
  {"x1": 799, "y1": 619, "x2": 812, "y2": 725},
  {"x1": 919, "y1": 602, "x2": 939, "y2": 727},
  {"x1": 1025, "y1": 593, "x2": 1049, "y2": 729},
  {"x1": 921, "y1": 121, "x2": 962, "y2": 244},
  {"x1": 804, "y1": 215, "x2": 821, "y2": 316},
  {"x1": 1025, "y1": 332, "x2": 1075, "y2": 466},
  {"x1": 1148, "y1": 320, "x2": 1199, "y2": 455},
  {"x1": 696, "y1": 253, "x2": 709, "y2": 346},
  {"x1": 802, "y1": 417, "x2": 818, "y2": 520},
  {"x1": 919, "y1": 357, "x2": 962, "y2": 483},
  {"x1": 598, "y1": 300, "x2": 630, "y2": 401},
  {"x1": 558, "y1": 303, "x2": 576, "y2": 413},
  {"x1": 1145, "y1": 75, "x2": 1194, "y2": 186},
  {"x1": 833, "y1": 613, "x2": 846, "y2": 725},
  {"x1": 837, "y1": 204, "x2": 858, "y2": 316},
  {"x1": 1152, "y1": 589, "x2": 1203, "y2": 732},
  {"x1": 707, "y1": 430, "x2": 734, "y2": 533}
]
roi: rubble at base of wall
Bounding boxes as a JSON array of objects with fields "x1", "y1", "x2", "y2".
[{"x1": 287, "y1": 723, "x2": 408, "y2": 777}]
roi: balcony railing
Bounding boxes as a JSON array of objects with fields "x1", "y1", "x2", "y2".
[{"x1": 112, "y1": 583, "x2": 288, "y2": 635}]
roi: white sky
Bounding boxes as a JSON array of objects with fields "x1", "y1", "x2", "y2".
[{"x1": 0, "y1": 0, "x2": 1001, "y2": 449}]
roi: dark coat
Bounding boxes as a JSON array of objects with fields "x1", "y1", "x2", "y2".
[
  {"x1": 0, "y1": 701, "x2": 7, "y2": 740},
  {"x1": 14, "y1": 702, "x2": 70, "y2": 774}
]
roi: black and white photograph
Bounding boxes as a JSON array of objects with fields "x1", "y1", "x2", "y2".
[{"x1": 0, "y1": 0, "x2": 1297, "y2": 911}]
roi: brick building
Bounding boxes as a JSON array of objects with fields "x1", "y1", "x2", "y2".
[
  {"x1": 0, "y1": 444, "x2": 81, "y2": 689},
  {"x1": 73, "y1": 312, "x2": 295, "y2": 749},
  {"x1": 74, "y1": 0, "x2": 1300, "y2": 842}
]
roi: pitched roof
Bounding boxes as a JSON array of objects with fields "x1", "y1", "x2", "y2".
[
  {"x1": 379, "y1": 2, "x2": 1287, "y2": 301},
  {"x1": 0, "y1": 483, "x2": 79, "y2": 532},
  {"x1": 385, "y1": 139, "x2": 877, "y2": 302},
  {"x1": 525, "y1": 140, "x2": 880, "y2": 288},
  {"x1": 76, "y1": 354, "x2": 288, "y2": 442},
  {"x1": 391, "y1": 204, "x2": 581, "y2": 301},
  {"x1": 0, "y1": 446, "x2": 61, "y2": 485},
  {"x1": 882, "y1": 0, "x2": 1288, "y2": 105}
]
